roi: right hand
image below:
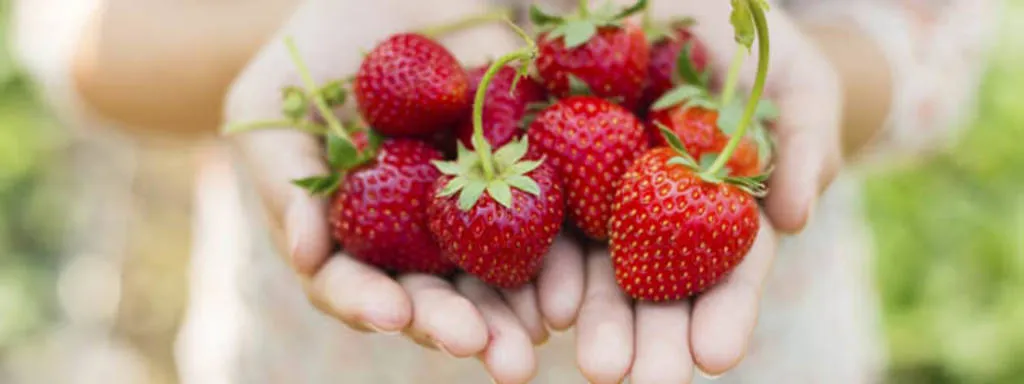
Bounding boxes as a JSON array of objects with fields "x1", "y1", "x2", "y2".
[{"x1": 223, "y1": 1, "x2": 586, "y2": 383}]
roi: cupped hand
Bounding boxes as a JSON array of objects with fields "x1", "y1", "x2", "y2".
[
  {"x1": 574, "y1": 217, "x2": 777, "y2": 384},
  {"x1": 222, "y1": 1, "x2": 587, "y2": 383},
  {"x1": 569, "y1": 1, "x2": 845, "y2": 382}
]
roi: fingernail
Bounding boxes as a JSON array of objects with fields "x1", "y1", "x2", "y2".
[
  {"x1": 697, "y1": 367, "x2": 724, "y2": 380},
  {"x1": 360, "y1": 321, "x2": 400, "y2": 335},
  {"x1": 431, "y1": 337, "x2": 456, "y2": 357}
]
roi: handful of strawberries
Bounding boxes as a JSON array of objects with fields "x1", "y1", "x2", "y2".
[{"x1": 226, "y1": 0, "x2": 776, "y2": 301}]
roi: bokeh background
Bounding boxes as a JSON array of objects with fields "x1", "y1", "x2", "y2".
[{"x1": 1, "y1": 1, "x2": 1023, "y2": 384}]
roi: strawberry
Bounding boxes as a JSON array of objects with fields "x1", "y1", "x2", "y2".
[
  {"x1": 639, "y1": 21, "x2": 711, "y2": 112},
  {"x1": 527, "y1": 96, "x2": 648, "y2": 240},
  {"x1": 428, "y1": 139, "x2": 564, "y2": 288},
  {"x1": 354, "y1": 33, "x2": 470, "y2": 137},
  {"x1": 610, "y1": 0, "x2": 777, "y2": 300},
  {"x1": 291, "y1": 134, "x2": 454, "y2": 274},
  {"x1": 530, "y1": 1, "x2": 650, "y2": 109},
  {"x1": 454, "y1": 64, "x2": 547, "y2": 150},
  {"x1": 609, "y1": 146, "x2": 761, "y2": 300},
  {"x1": 648, "y1": 106, "x2": 762, "y2": 177}
]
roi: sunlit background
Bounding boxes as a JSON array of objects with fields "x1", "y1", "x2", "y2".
[{"x1": 1, "y1": 2, "x2": 1023, "y2": 384}]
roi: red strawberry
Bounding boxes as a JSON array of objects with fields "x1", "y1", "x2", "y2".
[
  {"x1": 327, "y1": 139, "x2": 455, "y2": 274},
  {"x1": 609, "y1": 146, "x2": 760, "y2": 301},
  {"x1": 639, "y1": 24, "x2": 711, "y2": 112},
  {"x1": 354, "y1": 33, "x2": 470, "y2": 136},
  {"x1": 648, "y1": 106, "x2": 762, "y2": 177},
  {"x1": 428, "y1": 137, "x2": 565, "y2": 288},
  {"x1": 530, "y1": 1, "x2": 650, "y2": 109},
  {"x1": 527, "y1": 96, "x2": 648, "y2": 240},
  {"x1": 455, "y1": 65, "x2": 547, "y2": 149}
]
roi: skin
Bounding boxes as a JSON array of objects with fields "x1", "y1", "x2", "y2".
[{"x1": 57, "y1": 0, "x2": 894, "y2": 382}]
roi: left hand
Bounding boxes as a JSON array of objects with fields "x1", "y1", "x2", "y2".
[{"x1": 570, "y1": 1, "x2": 844, "y2": 382}]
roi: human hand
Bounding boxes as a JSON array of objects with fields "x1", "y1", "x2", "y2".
[
  {"x1": 223, "y1": 1, "x2": 586, "y2": 382},
  {"x1": 567, "y1": 1, "x2": 843, "y2": 382}
]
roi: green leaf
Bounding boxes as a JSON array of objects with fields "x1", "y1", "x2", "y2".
[
  {"x1": 327, "y1": 133, "x2": 360, "y2": 169},
  {"x1": 494, "y1": 137, "x2": 529, "y2": 167},
  {"x1": 729, "y1": 0, "x2": 756, "y2": 50},
  {"x1": 751, "y1": 121, "x2": 774, "y2": 165},
  {"x1": 471, "y1": 134, "x2": 494, "y2": 161},
  {"x1": 724, "y1": 171, "x2": 770, "y2": 197},
  {"x1": 651, "y1": 84, "x2": 707, "y2": 111},
  {"x1": 529, "y1": 5, "x2": 564, "y2": 27},
  {"x1": 666, "y1": 156, "x2": 697, "y2": 169},
  {"x1": 716, "y1": 101, "x2": 745, "y2": 136},
  {"x1": 281, "y1": 87, "x2": 308, "y2": 121},
  {"x1": 292, "y1": 174, "x2": 341, "y2": 196},
  {"x1": 682, "y1": 97, "x2": 718, "y2": 111},
  {"x1": 319, "y1": 80, "x2": 348, "y2": 107},
  {"x1": 507, "y1": 159, "x2": 544, "y2": 175},
  {"x1": 699, "y1": 153, "x2": 730, "y2": 180},
  {"x1": 611, "y1": 0, "x2": 648, "y2": 21},
  {"x1": 506, "y1": 175, "x2": 542, "y2": 196},
  {"x1": 432, "y1": 160, "x2": 465, "y2": 176},
  {"x1": 567, "y1": 73, "x2": 594, "y2": 96},
  {"x1": 562, "y1": 20, "x2": 598, "y2": 49},
  {"x1": 486, "y1": 180, "x2": 514, "y2": 209},
  {"x1": 456, "y1": 141, "x2": 481, "y2": 169},
  {"x1": 439, "y1": 176, "x2": 469, "y2": 197},
  {"x1": 458, "y1": 181, "x2": 487, "y2": 211},
  {"x1": 655, "y1": 121, "x2": 688, "y2": 157},
  {"x1": 676, "y1": 43, "x2": 706, "y2": 88},
  {"x1": 755, "y1": 99, "x2": 780, "y2": 120}
]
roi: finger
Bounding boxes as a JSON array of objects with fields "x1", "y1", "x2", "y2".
[
  {"x1": 398, "y1": 274, "x2": 489, "y2": 358},
  {"x1": 501, "y1": 285, "x2": 550, "y2": 345},
  {"x1": 690, "y1": 215, "x2": 778, "y2": 376},
  {"x1": 307, "y1": 253, "x2": 412, "y2": 332},
  {"x1": 229, "y1": 130, "x2": 333, "y2": 275},
  {"x1": 536, "y1": 235, "x2": 585, "y2": 330},
  {"x1": 458, "y1": 276, "x2": 538, "y2": 384},
  {"x1": 763, "y1": 54, "x2": 843, "y2": 233},
  {"x1": 631, "y1": 301, "x2": 693, "y2": 384},
  {"x1": 576, "y1": 249, "x2": 634, "y2": 384}
]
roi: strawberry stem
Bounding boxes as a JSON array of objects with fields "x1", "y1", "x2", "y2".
[
  {"x1": 703, "y1": 1, "x2": 769, "y2": 179},
  {"x1": 472, "y1": 20, "x2": 537, "y2": 180},
  {"x1": 223, "y1": 119, "x2": 328, "y2": 135},
  {"x1": 417, "y1": 8, "x2": 513, "y2": 38},
  {"x1": 578, "y1": 0, "x2": 590, "y2": 17},
  {"x1": 719, "y1": 45, "x2": 747, "y2": 106},
  {"x1": 283, "y1": 36, "x2": 352, "y2": 144}
]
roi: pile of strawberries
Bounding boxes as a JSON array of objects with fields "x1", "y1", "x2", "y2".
[{"x1": 228, "y1": 0, "x2": 777, "y2": 301}]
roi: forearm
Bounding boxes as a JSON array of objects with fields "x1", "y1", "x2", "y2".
[{"x1": 801, "y1": 21, "x2": 893, "y2": 160}]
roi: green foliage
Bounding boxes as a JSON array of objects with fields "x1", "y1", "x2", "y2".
[
  {"x1": 865, "y1": 3, "x2": 1024, "y2": 382},
  {"x1": 0, "y1": 21, "x2": 66, "y2": 351}
]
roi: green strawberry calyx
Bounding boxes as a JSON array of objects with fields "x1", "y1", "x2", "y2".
[
  {"x1": 642, "y1": 15, "x2": 698, "y2": 45},
  {"x1": 529, "y1": 0, "x2": 647, "y2": 49},
  {"x1": 657, "y1": 124, "x2": 769, "y2": 197},
  {"x1": 650, "y1": 41, "x2": 778, "y2": 171},
  {"x1": 652, "y1": 0, "x2": 775, "y2": 195},
  {"x1": 432, "y1": 19, "x2": 547, "y2": 211},
  {"x1": 433, "y1": 137, "x2": 545, "y2": 210},
  {"x1": 222, "y1": 36, "x2": 381, "y2": 197}
]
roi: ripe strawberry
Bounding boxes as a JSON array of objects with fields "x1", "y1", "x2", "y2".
[
  {"x1": 530, "y1": 1, "x2": 649, "y2": 109},
  {"x1": 648, "y1": 106, "x2": 762, "y2": 176},
  {"x1": 639, "y1": 23, "x2": 711, "y2": 112},
  {"x1": 609, "y1": 146, "x2": 760, "y2": 301},
  {"x1": 428, "y1": 137, "x2": 565, "y2": 288},
  {"x1": 527, "y1": 96, "x2": 648, "y2": 240},
  {"x1": 354, "y1": 33, "x2": 470, "y2": 136},
  {"x1": 455, "y1": 65, "x2": 547, "y2": 149},
  {"x1": 324, "y1": 139, "x2": 455, "y2": 274}
]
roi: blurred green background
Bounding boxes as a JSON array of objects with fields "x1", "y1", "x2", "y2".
[{"x1": 1, "y1": 2, "x2": 1023, "y2": 384}]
